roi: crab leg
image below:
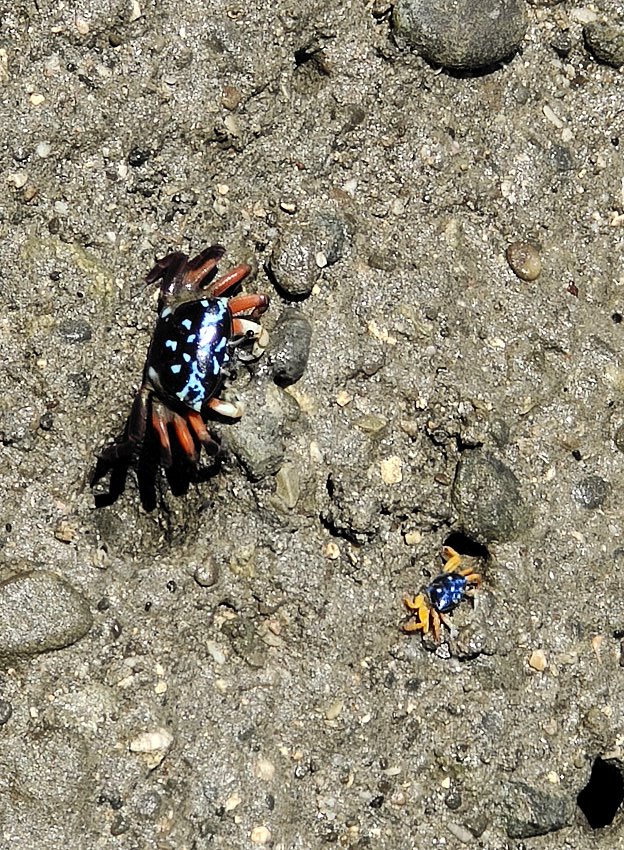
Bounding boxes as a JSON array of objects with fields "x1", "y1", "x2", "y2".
[
  {"x1": 172, "y1": 414, "x2": 198, "y2": 464},
  {"x1": 228, "y1": 293, "x2": 270, "y2": 319},
  {"x1": 151, "y1": 403, "x2": 173, "y2": 468},
  {"x1": 186, "y1": 411, "x2": 218, "y2": 456},
  {"x1": 100, "y1": 385, "x2": 150, "y2": 461},
  {"x1": 207, "y1": 397, "x2": 244, "y2": 419},
  {"x1": 206, "y1": 263, "x2": 252, "y2": 298},
  {"x1": 182, "y1": 245, "x2": 226, "y2": 289}
]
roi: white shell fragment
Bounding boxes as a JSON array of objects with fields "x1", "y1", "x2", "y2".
[{"x1": 129, "y1": 727, "x2": 173, "y2": 768}]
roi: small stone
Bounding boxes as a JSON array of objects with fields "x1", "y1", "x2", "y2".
[
  {"x1": 572, "y1": 475, "x2": 609, "y2": 509},
  {"x1": 584, "y1": 21, "x2": 624, "y2": 68},
  {"x1": 250, "y1": 825, "x2": 271, "y2": 845},
  {"x1": 324, "y1": 542, "x2": 340, "y2": 560},
  {"x1": 127, "y1": 147, "x2": 150, "y2": 167},
  {"x1": 447, "y1": 822, "x2": 474, "y2": 843},
  {"x1": 110, "y1": 815, "x2": 130, "y2": 836},
  {"x1": 254, "y1": 758, "x2": 276, "y2": 781},
  {"x1": 0, "y1": 698, "x2": 13, "y2": 726},
  {"x1": 506, "y1": 241, "x2": 542, "y2": 281},
  {"x1": 380, "y1": 456, "x2": 403, "y2": 485},
  {"x1": 280, "y1": 199, "x2": 297, "y2": 213},
  {"x1": 529, "y1": 649, "x2": 548, "y2": 672},
  {"x1": 225, "y1": 792, "x2": 242, "y2": 812},
  {"x1": 269, "y1": 308, "x2": 312, "y2": 387},
  {"x1": 325, "y1": 699, "x2": 344, "y2": 720},
  {"x1": 503, "y1": 781, "x2": 574, "y2": 838},
  {"x1": 221, "y1": 85, "x2": 241, "y2": 110},
  {"x1": 35, "y1": 141, "x2": 51, "y2": 158},
  {"x1": 193, "y1": 560, "x2": 218, "y2": 588},
  {"x1": 58, "y1": 318, "x2": 92, "y2": 343},
  {"x1": 452, "y1": 449, "x2": 533, "y2": 544},
  {"x1": 54, "y1": 519, "x2": 77, "y2": 542},
  {"x1": 392, "y1": 0, "x2": 527, "y2": 70},
  {"x1": 335, "y1": 390, "x2": 353, "y2": 407},
  {"x1": 0, "y1": 571, "x2": 93, "y2": 659},
  {"x1": 355, "y1": 414, "x2": 388, "y2": 434},
  {"x1": 29, "y1": 93, "x2": 45, "y2": 106}
]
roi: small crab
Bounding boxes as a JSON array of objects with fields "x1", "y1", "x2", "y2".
[
  {"x1": 101, "y1": 245, "x2": 269, "y2": 467},
  {"x1": 402, "y1": 546, "x2": 481, "y2": 641}
]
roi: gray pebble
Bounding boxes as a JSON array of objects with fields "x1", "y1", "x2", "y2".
[
  {"x1": 0, "y1": 698, "x2": 12, "y2": 725},
  {"x1": 193, "y1": 560, "x2": 219, "y2": 588},
  {"x1": 110, "y1": 814, "x2": 130, "y2": 836},
  {"x1": 0, "y1": 571, "x2": 93, "y2": 659},
  {"x1": 584, "y1": 21, "x2": 624, "y2": 67},
  {"x1": 572, "y1": 475, "x2": 609, "y2": 510},
  {"x1": 392, "y1": 0, "x2": 527, "y2": 70},
  {"x1": 57, "y1": 318, "x2": 93, "y2": 343},
  {"x1": 452, "y1": 449, "x2": 533, "y2": 543},
  {"x1": 269, "y1": 308, "x2": 312, "y2": 386},
  {"x1": 267, "y1": 213, "x2": 350, "y2": 300},
  {"x1": 503, "y1": 781, "x2": 574, "y2": 838}
]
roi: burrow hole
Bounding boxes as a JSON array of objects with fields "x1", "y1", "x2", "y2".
[{"x1": 577, "y1": 757, "x2": 624, "y2": 829}]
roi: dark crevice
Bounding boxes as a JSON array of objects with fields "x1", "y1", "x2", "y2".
[
  {"x1": 577, "y1": 757, "x2": 624, "y2": 829},
  {"x1": 443, "y1": 531, "x2": 489, "y2": 560}
]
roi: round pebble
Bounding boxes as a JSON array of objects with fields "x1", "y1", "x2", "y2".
[
  {"x1": 193, "y1": 560, "x2": 218, "y2": 588},
  {"x1": 584, "y1": 22, "x2": 624, "y2": 67},
  {"x1": 0, "y1": 571, "x2": 93, "y2": 659},
  {"x1": 572, "y1": 475, "x2": 609, "y2": 510},
  {"x1": 269, "y1": 308, "x2": 312, "y2": 386},
  {"x1": 505, "y1": 241, "x2": 542, "y2": 281},
  {"x1": 392, "y1": 0, "x2": 527, "y2": 70}
]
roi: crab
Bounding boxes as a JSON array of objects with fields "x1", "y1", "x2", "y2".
[
  {"x1": 402, "y1": 546, "x2": 481, "y2": 641},
  {"x1": 101, "y1": 245, "x2": 269, "y2": 467}
]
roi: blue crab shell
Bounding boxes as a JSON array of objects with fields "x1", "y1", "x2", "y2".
[
  {"x1": 146, "y1": 296, "x2": 232, "y2": 411},
  {"x1": 426, "y1": 573, "x2": 468, "y2": 613}
]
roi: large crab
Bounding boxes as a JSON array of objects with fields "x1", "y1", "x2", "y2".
[{"x1": 101, "y1": 245, "x2": 269, "y2": 467}]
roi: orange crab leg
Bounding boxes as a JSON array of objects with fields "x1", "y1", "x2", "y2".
[
  {"x1": 228, "y1": 293, "x2": 270, "y2": 318},
  {"x1": 151, "y1": 407, "x2": 173, "y2": 467},
  {"x1": 206, "y1": 263, "x2": 252, "y2": 298},
  {"x1": 172, "y1": 414, "x2": 198, "y2": 463},
  {"x1": 185, "y1": 411, "x2": 218, "y2": 455}
]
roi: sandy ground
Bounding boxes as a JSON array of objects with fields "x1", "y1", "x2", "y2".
[{"x1": 1, "y1": 1, "x2": 624, "y2": 848}]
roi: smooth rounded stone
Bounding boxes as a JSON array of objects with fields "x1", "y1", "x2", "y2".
[
  {"x1": 269, "y1": 308, "x2": 312, "y2": 386},
  {"x1": 392, "y1": 0, "x2": 527, "y2": 70},
  {"x1": 0, "y1": 571, "x2": 93, "y2": 658},
  {"x1": 572, "y1": 475, "x2": 609, "y2": 509},
  {"x1": 584, "y1": 22, "x2": 624, "y2": 67},
  {"x1": 267, "y1": 213, "x2": 350, "y2": 300},
  {"x1": 452, "y1": 449, "x2": 533, "y2": 543},
  {"x1": 505, "y1": 241, "x2": 541, "y2": 281},
  {"x1": 503, "y1": 781, "x2": 574, "y2": 838}
]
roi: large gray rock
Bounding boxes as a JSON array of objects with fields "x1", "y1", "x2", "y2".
[{"x1": 393, "y1": 0, "x2": 528, "y2": 70}]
